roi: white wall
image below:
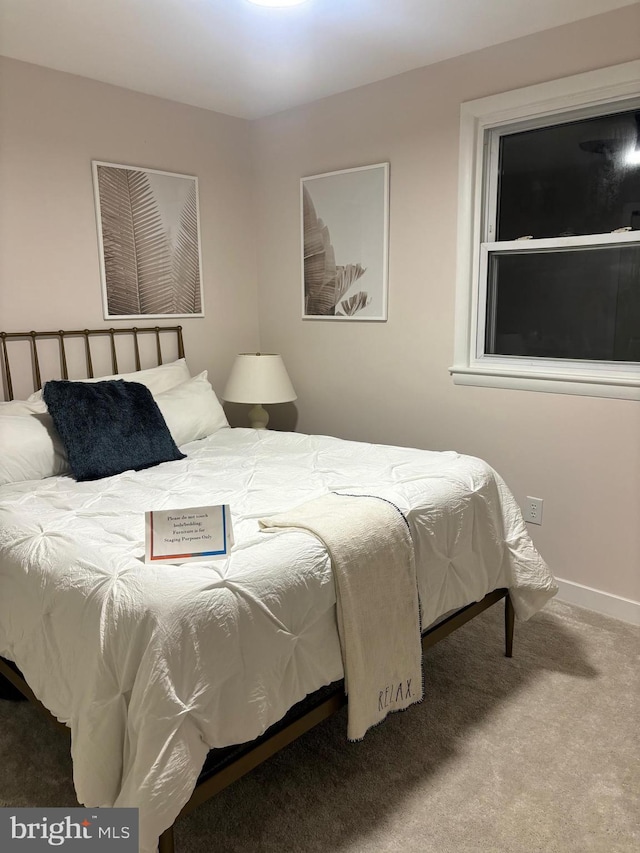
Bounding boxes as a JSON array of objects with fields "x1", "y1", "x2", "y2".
[
  {"x1": 0, "y1": 57, "x2": 260, "y2": 397},
  {"x1": 252, "y1": 5, "x2": 640, "y2": 605}
]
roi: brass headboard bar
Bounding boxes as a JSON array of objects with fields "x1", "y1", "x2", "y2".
[
  {"x1": 109, "y1": 329, "x2": 118, "y2": 374},
  {"x1": 30, "y1": 332, "x2": 42, "y2": 391},
  {"x1": 0, "y1": 326, "x2": 184, "y2": 341},
  {"x1": 59, "y1": 332, "x2": 69, "y2": 380},
  {"x1": 83, "y1": 331, "x2": 94, "y2": 378},
  {"x1": 0, "y1": 334, "x2": 13, "y2": 401},
  {"x1": 0, "y1": 326, "x2": 184, "y2": 400},
  {"x1": 133, "y1": 329, "x2": 141, "y2": 372}
]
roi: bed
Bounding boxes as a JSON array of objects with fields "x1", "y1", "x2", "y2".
[{"x1": 0, "y1": 326, "x2": 558, "y2": 853}]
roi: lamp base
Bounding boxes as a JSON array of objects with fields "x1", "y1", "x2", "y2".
[{"x1": 248, "y1": 403, "x2": 269, "y2": 430}]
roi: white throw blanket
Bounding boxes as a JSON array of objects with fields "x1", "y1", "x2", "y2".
[{"x1": 259, "y1": 492, "x2": 423, "y2": 740}]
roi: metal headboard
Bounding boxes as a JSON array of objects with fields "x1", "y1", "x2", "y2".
[{"x1": 0, "y1": 326, "x2": 184, "y2": 401}]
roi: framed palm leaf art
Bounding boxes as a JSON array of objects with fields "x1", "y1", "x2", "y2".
[
  {"x1": 92, "y1": 162, "x2": 204, "y2": 319},
  {"x1": 301, "y1": 162, "x2": 389, "y2": 321}
]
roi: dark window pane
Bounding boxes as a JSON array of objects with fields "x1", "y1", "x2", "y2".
[
  {"x1": 486, "y1": 245, "x2": 640, "y2": 361},
  {"x1": 497, "y1": 109, "x2": 640, "y2": 240}
]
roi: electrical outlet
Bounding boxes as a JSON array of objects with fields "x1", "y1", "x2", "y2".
[{"x1": 523, "y1": 496, "x2": 544, "y2": 525}]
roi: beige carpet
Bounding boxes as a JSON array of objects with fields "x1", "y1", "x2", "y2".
[{"x1": 1, "y1": 599, "x2": 638, "y2": 852}]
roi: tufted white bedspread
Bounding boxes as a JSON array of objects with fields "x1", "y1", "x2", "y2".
[{"x1": 0, "y1": 429, "x2": 557, "y2": 852}]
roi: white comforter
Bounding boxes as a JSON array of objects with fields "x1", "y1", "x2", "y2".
[{"x1": 0, "y1": 429, "x2": 556, "y2": 852}]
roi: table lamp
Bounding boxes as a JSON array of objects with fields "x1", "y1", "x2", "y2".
[{"x1": 222, "y1": 353, "x2": 297, "y2": 429}]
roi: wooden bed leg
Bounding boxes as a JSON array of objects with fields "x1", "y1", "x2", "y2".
[
  {"x1": 505, "y1": 593, "x2": 515, "y2": 658},
  {"x1": 158, "y1": 826, "x2": 175, "y2": 853},
  {"x1": 0, "y1": 672, "x2": 28, "y2": 701}
]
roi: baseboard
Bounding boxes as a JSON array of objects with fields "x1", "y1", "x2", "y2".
[{"x1": 555, "y1": 577, "x2": 640, "y2": 625}]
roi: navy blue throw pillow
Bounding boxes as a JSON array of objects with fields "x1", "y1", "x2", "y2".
[{"x1": 43, "y1": 379, "x2": 186, "y2": 482}]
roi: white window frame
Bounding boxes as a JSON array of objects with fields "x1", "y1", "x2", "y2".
[{"x1": 450, "y1": 60, "x2": 640, "y2": 401}]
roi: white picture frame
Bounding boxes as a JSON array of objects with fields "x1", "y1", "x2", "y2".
[
  {"x1": 301, "y1": 162, "x2": 389, "y2": 321},
  {"x1": 92, "y1": 161, "x2": 205, "y2": 320}
]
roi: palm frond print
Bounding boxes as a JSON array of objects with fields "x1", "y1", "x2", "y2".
[{"x1": 97, "y1": 165, "x2": 201, "y2": 316}]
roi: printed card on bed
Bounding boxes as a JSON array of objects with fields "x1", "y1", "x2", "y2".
[{"x1": 145, "y1": 505, "x2": 234, "y2": 563}]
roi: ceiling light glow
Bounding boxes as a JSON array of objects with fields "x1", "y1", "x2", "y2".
[
  {"x1": 247, "y1": 0, "x2": 309, "y2": 7},
  {"x1": 625, "y1": 147, "x2": 640, "y2": 166}
]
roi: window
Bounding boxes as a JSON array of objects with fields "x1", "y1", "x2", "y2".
[{"x1": 451, "y1": 61, "x2": 640, "y2": 400}]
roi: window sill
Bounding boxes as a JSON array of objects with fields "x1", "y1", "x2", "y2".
[{"x1": 449, "y1": 364, "x2": 640, "y2": 401}]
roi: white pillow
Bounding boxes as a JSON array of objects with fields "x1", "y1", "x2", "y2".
[
  {"x1": 154, "y1": 371, "x2": 229, "y2": 447},
  {"x1": 0, "y1": 398, "x2": 47, "y2": 416},
  {"x1": 28, "y1": 358, "x2": 192, "y2": 402},
  {"x1": 0, "y1": 412, "x2": 70, "y2": 485}
]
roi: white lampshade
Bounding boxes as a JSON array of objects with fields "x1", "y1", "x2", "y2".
[
  {"x1": 223, "y1": 354, "x2": 296, "y2": 429},
  {"x1": 223, "y1": 353, "x2": 296, "y2": 404}
]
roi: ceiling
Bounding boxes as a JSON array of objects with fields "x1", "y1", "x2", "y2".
[{"x1": 0, "y1": 0, "x2": 636, "y2": 119}]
